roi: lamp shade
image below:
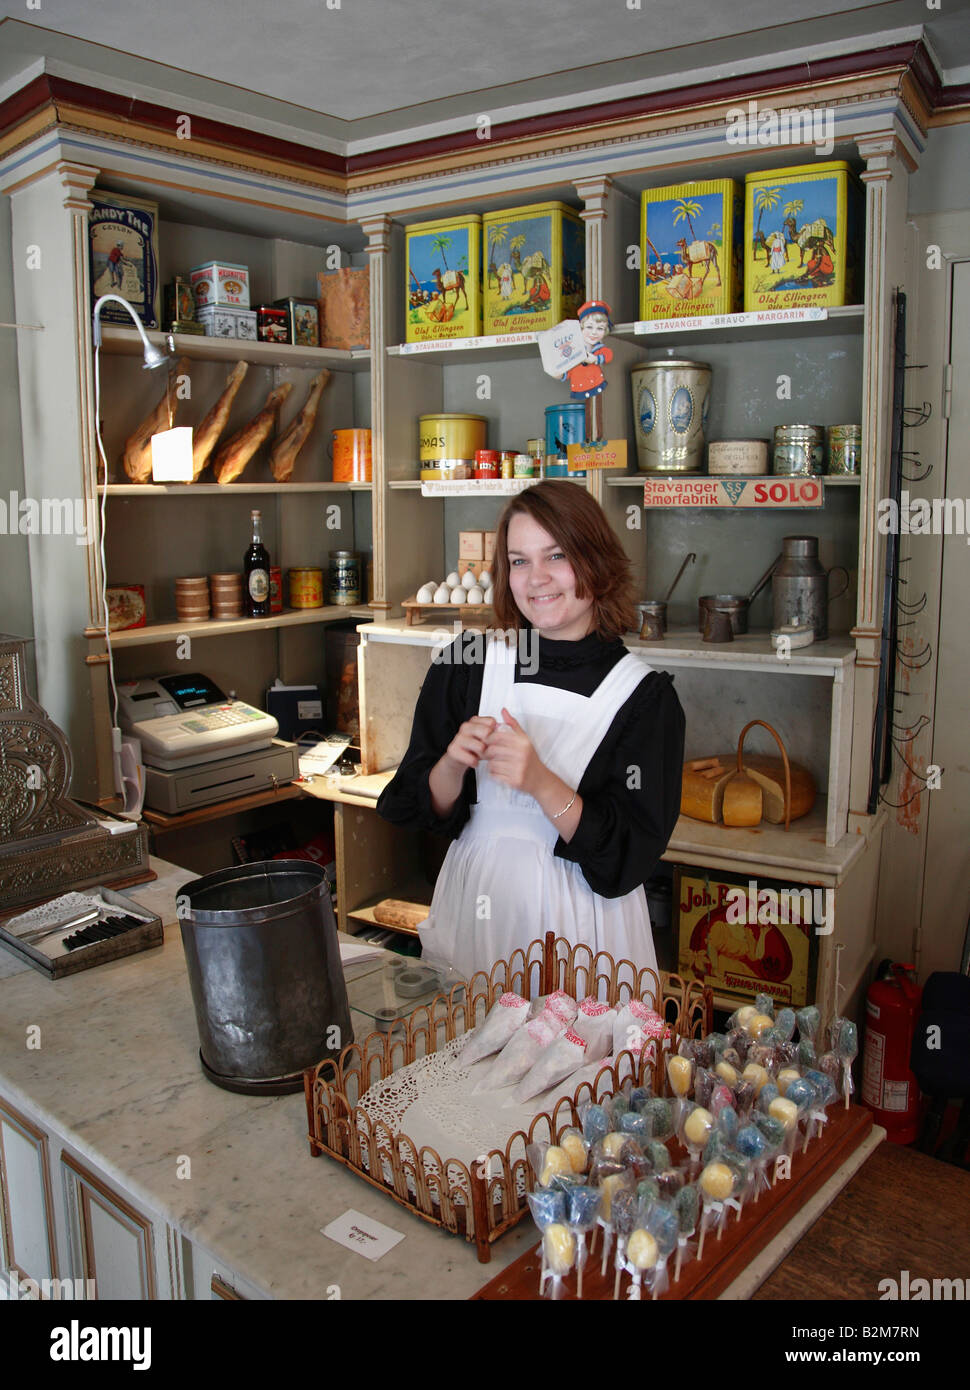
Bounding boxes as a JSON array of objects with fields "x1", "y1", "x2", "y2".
[{"x1": 150, "y1": 427, "x2": 194, "y2": 482}]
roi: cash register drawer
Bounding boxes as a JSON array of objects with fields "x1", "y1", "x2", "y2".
[{"x1": 144, "y1": 741, "x2": 299, "y2": 814}]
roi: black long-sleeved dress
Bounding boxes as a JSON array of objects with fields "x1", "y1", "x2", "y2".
[{"x1": 377, "y1": 629, "x2": 685, "y2": 977}]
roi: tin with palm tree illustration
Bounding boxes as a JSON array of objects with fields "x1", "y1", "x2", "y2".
[
  {"x1": 639, "y1": 180, "x2": 742, "y2": 321},
  {"x1": 744, "y1": 162, "x2": 864, "y2": 311},
  {"x1": 482, "y1": 202, "x2": 585, "y2": 336},
  {"x1": 631, "y1": 360, "x2": 712, "y2": 473},
  {"x1": 406, "y1": 215, "x2": 482, "y2": 342}
]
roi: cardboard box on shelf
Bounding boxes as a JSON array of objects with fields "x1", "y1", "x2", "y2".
[{"x1": 458, "y1": 530, "x2": 485, "y2": 560}]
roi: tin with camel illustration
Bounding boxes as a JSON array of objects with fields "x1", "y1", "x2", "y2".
[
  {"x1": 639, "y1": 179, "x2": 742, "y2": 321},
  {"x1": 406, "y1": 215, "x2": 482, "y2": 342},
  {"x1": 744, "y1": 161, "x2": 863, "y2": 312},
  {"x1": 482, "y1": 201, "x2": 585, "y2": 337}
]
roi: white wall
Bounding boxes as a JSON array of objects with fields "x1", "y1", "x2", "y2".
[{"x1": 0, "y1": 196, "x2": 34, "y2": 690}]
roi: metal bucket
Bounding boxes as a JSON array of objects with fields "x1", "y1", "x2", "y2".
[
  {"x1": 631, "y1": 360, "x2": 712, "y2": 473},
  {"x1": 179, "y1": 860, "x2": 353, "y2": 1095}
]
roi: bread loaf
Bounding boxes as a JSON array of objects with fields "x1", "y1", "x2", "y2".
[{"x1": 371, "y1": 899, "x2": 429, "y2": 930}]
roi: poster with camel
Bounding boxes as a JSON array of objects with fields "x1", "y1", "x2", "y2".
[
  {"x1": 406, "y1": 216, "x2": 482, "y2": 342},
  {"x1": 639, "y1": 180, "x2": 743, "y2": 320},
  {"x1": 482, "y1": 201, "x2": 585, "y2": 336},
  {"x1": 743, "y1": 161, "x2": 863, "y2": 312}
]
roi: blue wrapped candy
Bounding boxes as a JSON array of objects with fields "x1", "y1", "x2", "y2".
[
  {"x1": 754, "y1": 993, "x2": 775, "y2": 1018},
  {"x1": 736, "y1": 1123, "x2": 769, "y2": 1159},
  {"x1": 757, "y1": 1083, "x2": 780, "y2": 1113},
  {"x1": 804, "y1": 1068, "x2": 837, "y2": 1106},
  {"x1": 566, "y1": 1184, "x2": 602, "y2": 1230},
  {"x1": 751, "y1": 1111, "x2": 786, "y2": 1147},
  {"x1": 636, "y1": 1177, "x2": 660, "y2": 1205},
  {"x1": 644, "y1": 1198, "x2": 679, "y2": 1257},
  {"x1": 786, "y1": 1077, "x2": 818, "y2": 1112},
  {"x1": 582, "y1": 1103, "x2": 610, "y2": 1145},
  {"x1": 796, "y1": 1004, "x2": 821, "y2": 1041},
  {"x1": 639, "y1": 1097, "x2": 674, "y2": 1140},
  {"x1": 676, "y1": 1182, "x2": 699, "y2": 1234},
  {"x1": 619, "y1": 1111, "x2": 650, "y2": 1142},
  {"x1": 630, "y1": 1086, "x2": 652, "y2": 1108},
  {"x1": 774, "y1": 1008, "x2": 797, "y2": 1042},
  {"x1": 798, "y1": 1039, "x2": 817, "y2": 1069},
  {"x1": 717, "y1": 1105, "x2": 739, "y2": 1141},
  {"x1": 527, "y1": 1188, "x2": 566, "y2": 1229}
]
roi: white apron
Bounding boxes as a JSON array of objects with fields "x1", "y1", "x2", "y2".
[{"x1": 418, "y1": 636, "x2": 657, "y2": 981}]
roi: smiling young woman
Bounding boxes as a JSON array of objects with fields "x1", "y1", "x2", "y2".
[{"x1": 377, "y1": 480, "x2": 685, "y2": 981}]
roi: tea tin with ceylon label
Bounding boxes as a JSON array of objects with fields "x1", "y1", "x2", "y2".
[
  {"x1": 773, "y1": 424, "x2": 825, "y2": 476},
  {"x1": 826, "y1": 424, "x2": 861, "y2": 475},
  {"x1": 288, "y1": 567, "x2": 324, "y2": 609}
]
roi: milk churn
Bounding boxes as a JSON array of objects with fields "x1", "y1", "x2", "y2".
[{"x1": 771, "y1": 536, "x2": 850, "y2": 640}]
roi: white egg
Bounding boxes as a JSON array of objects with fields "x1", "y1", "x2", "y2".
[
  {"x1": 461, "y1": 570, "x2": 477, "y2": 590},
  {"x1": 450, "y1": 586, "x2": 467, "y2": 604},
  {"x1": 416, "y1": 584, "x2": 435, "y2": 604},
  {"x1": 467, "y1": 586, "x2": 484, "y2": 605},
  {"x1": 445, "y1": 571, "x2": 461, "y2": 589},
  {"x1": 433, "y1": 584, "x2": 451, "y2": 604},
  {"x1": 479, "y1": 569, "x2": 492, "y2": 588}
]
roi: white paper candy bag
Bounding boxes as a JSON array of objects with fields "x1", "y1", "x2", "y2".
[
  {"x1": 477, "y1": 1012, "x2": 563, "y2": 1092},
  {"x1": 458, "y1": 991, "x2": 529, "y2": 1067},
  {"x1": 572, "y1": 997, "x2": 616, "y2": 1062},
  {"x1": 527, "y1": 990, "x2": 578, "y2": 1027},
  {"x1": 514, "y1": 1028, "x2": 588, "y2": 1103},
  {"x1": 613, "y1": 999, "x2": 667, "y2": 1058}
]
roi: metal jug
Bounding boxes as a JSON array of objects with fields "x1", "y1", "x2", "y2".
[{"x1": 771, "y1": 536, "x2": 850, "y2": 641}]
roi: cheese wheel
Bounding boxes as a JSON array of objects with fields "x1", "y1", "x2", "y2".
[
  {"x1": 722, "y1": 773, "x2": 763, "y2": 828},
  {"x1": 681, "y1": 754, "x2": 816, "y2": 826},
  {"x1": 680, "y1": 764, "x2": 736, "y2": 823},
  {"x1": 739, "y1": 755, "x2": 816, "y2": 823}
]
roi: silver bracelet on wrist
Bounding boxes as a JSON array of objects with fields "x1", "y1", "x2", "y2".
[{"x1": 550, "y1": 791, "x2": 577, "y2": 821}]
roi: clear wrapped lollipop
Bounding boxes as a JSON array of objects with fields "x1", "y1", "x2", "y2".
[
  {"x1": 767, "y1": 1094, "x2": 801, "y2": 1166},
  {"x1": 646, "y1": 1139, "x2": 672, "y2": 1175},
  {"x1": 527, "y1": 1141, "x2": 574, "y2": 1189},
  {"x1": 728, "y1": 1004, "x2": 759, "y2": 1032},
  {"x1": 796, "y1": 1003, "x2": 821, "y2": 1045},
  {"x1": 618, "y1": 1109, "x2": 651, "y2": 1144},
  {"x1": 679, "y1": 1101, "x2": 715, "y2": 1169},
  {"x1": 579, "y1": 1100, "x2": 610, "y2": 1147},
  {"x1": 674, "y1": 1182, "x2": 700, "y2": 1281},
  {"x1": 798, "y1": 1036, "x2": 818, "y2": 1069},
  {"x1": 638, "y1": 1095, "x2": 675, "y2": 1141},
  {"x1": 593, "y1": 1169, "x2": 634, "y2": 1276},
  {"x1": 735, "y1": 1121, "x2": 773, "y2": 1200},
  {"x1": 611, "y1": 1184, "x2": 640, "y2": 1299},
  {"x1": 785, "y1": 1075, "x2": 821, "y2": 1153},
  {"x1": 693, "y1": 1066, "x2": 716, "y2": 1108},
  {"x1": 643, "y1": 1196, "x2": 680, "y2": 1298},
  {"x1": 716, "y1": 1103, "x2": 740, "y2": 1145},
  {"x1": 802, "y1": 1068, "x2": 838, "y2": 1149},
  {"x1": 757, "y1": 1081, "x2": 781, "y2": 1113},
  {"x1": 655, "y1": 1165, "x2": 686, "y2": 1202},
  {"x1": 624, "y1": 1227, "x2": 659, "y2": 1301},
  {"x1": 476, "y1": 1011, "x2": 563, "y2": 1091},
  {"x1": 829, "y1": 1016, "x2": 859, "y2": 1108},
  {"x1": 557, "y1": 1127, "x2": 590, "y2": 1176},
  {"x1": 665, "y1": 1053, "x2": 694, "y2": 1128},
  {"x1": 565, "y1": 1184, "x2": 602, "y2": 1299},
  {"x1": 458, "y1": 991, "x2": 529, "y2": 1066},
  {"x1": 526, "y1": 1188, "x2": 569, "y2": 1300},
  {"x1": 696, "y1": 1161, "x2": 741, "y2": 1259},
  {"x1": 732, "y1": 1078, "x2": 757, "y2": 1116},
  {"x1": 754, "y1": 992, "x2": 776, "y2": 1018},
  {"x1": 685, "y1": 1035, "x2": 715, "y2": 1070},
  {"x1": 714, "y1": 1056, "x2": 741, "y2": 1087},
  {"x1": 540, "y1": 1222, "x2": 576, "y2": 1300}
]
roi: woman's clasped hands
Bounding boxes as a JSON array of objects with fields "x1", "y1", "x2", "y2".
[{"x1": 445, "y1": 707, "x2": 543, "y2": 796}]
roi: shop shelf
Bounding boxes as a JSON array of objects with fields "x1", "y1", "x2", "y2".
[
  {"x1": 85, "y1": 605, "x2": 374, "y2": 647},
  {"x1": 101, "y1": 481, "x2": 372, "y2": 495},
  {"x1": 613, "y1": 303, "x2": 864, "y2": 346},
  {"x1": 99, "y1": 325, "x2": 371, "y2": 372}
]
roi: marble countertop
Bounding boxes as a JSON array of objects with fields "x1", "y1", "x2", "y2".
[{"x1": 0, "y1": 860, "x2": 534, "y2": 1300}]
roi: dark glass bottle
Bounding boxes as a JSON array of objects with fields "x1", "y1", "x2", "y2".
[{"x1": 244, "y1": 508, "x2": 270, "y2": 618}]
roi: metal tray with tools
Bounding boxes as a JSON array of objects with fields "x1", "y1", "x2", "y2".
[{"x1": 0, "y1": 886, "x2": 163, "y2": 979}]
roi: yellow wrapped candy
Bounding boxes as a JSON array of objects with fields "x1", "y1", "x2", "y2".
[
  {"x1": 627, "y1": 1228, "x2": 658, "y2": 1271},
  {"x1": 599, "y1": 1172, "x2": 626, "y2": 1220},
  {"x1": 742, "y1": 1062, "x2": 769, "y2": 1094},
  {"x1": 769, "y1": 1097, "x2": 799, "y2": 1131},
  {"x1": 748, "y1": 1012, "x2": 774, "y2": 1039},
  {"x1": 539, "y1": 1146, "x2": 571, "y2": 1187},
  {"x1": 735, "y1": 1005, "x2": 758, "y2": 1029},
  {"x1": 715, "y1": 1060, "x2": 738, "y2": 1085},
  {"x1": 561, "y1": 1133, "x2": 588, "y2": 1174},
  {"x1": 700, "y1": 1162, "x2": 734, "y2": 1201},
  {"x1": 543, "y1": 1222, "x2": 576, "y2": 1275},
  {"x1": 601, "y1": 1131, "x2": 627, "y2": 1159},
  {"x1": 684, "y1": 1105, "x2": 714, "y2": 1147},
  {"x1": 667, "y1": 1054, "x2": 693, "y2": 1098},
  {"x1": 777, "y1": 1068, "x2": 801, "y2": 1095}
]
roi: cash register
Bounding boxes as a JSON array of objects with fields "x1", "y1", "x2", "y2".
[{"x1": 118, "y1": 673, "x2": 299, "y2": 813}]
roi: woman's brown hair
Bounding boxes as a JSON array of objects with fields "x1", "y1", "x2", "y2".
[{"x1": 491, "y1": 480, "x2": 639, "y2": 639}]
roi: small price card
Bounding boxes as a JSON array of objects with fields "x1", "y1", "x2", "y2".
[{"x1": 321, "y1": 1209, "x2": 405, "y2": 1262}]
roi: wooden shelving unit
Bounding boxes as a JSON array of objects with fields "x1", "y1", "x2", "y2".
[
  {"x1": 85, "y1": 605, "x2": 373, "y2": 647},
  {"x1": 101, "y1": 324, "x2": 371, "y2": 371}
]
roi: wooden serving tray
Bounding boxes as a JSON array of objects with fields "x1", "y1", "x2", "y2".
[
  {"x1": 402, "y1": 596, "x2": 494, "y2": 628},
  {"x1": 471, "y1": 1102, "x2": 874, "y2": 1300}
]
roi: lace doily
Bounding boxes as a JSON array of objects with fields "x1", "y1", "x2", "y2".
[{"x1": 355, "y1": 1030, "x2": 567, "y2": 1204}]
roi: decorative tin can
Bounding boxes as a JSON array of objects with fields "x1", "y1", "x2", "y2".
[
  {"x1": 190, "y1": 261, "x2": 250, "y2": 309},
  {"x1": 329, "y1": 551, "x2": 361, "y2": 606},
  {"x1": 744, "y1": 161, "x2": 864, "y2": 312},
  {"x1": 331, "y1": 429, "x2": 372, "y2": 483},
  {"x1": 640, "y1": 179, "x2": 743, "y2": 321},
  {"x1": 482, "y1": 201, "x2": 585, "y2": 336},
  {"x1": 88, "y1": 189, "x2": 160, "y2": 328},
  {"x1": 273, "y1": 297, "x2": 319, "y2": 348},
  {"x1": 708, "y1": 439, "x2": 769, "y2": 475},
  {"x1": 318, "y1": 266, "x2": 370, "y2": 350},
  {"x1": 406, "y1": 215, "x2": 482, "y2": 342},
  {"x1": 544, "y1": 401, "x2": 587, "y2": 479},
  {"x1": 826, "y1": 424, "x2": 861, "y2": 475},
  {"x1": 257, "y1": 305, "x2": 290, "y2": 344},
  {"x1": 513, "y1": 453, "x2": 535, "y2": 478},
  {"x1": 269, "y1": 567, "x2": 282, "y2": 614},
  {"x1": 288, "y1": 567, "x2": 324, "y2": 609},
  {"x1": 773, "y1": 424, "x2": 825, "y2": 476},
  {"x1": 500, "y1": 450, "x2": 516, "y2": 479},
  {"x1": 631, "y1": 360, "x2": 712, "y2": 473},
  {"x1": 474, "y1": 449, "x2": 500, "y2": 479},
  {"x1": 197, "y1": 305, "x2": 256, "y2": 340},
  {"x1": 418, "y1": 413, "x2": 487, "y2": 465},
  {"x1": 164, "y1": 276, "x2": 197, "y2": 329}
]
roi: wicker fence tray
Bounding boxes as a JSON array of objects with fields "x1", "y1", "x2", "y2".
[
  {"x1": 305, "y1": 933, "x2": 712, "y2": 1262},
  {"x1": 472, "y1": 1103, "x2": 875, "y2": 1300}
]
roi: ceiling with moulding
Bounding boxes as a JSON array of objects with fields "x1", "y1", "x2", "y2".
[{"x1": 0, "y1": 0, "x2": 967, "y2": 149}]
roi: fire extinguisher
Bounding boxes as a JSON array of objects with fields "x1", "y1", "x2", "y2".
[{"x1": 861, "y1": 959, "x2": 922, "y2": 1144}]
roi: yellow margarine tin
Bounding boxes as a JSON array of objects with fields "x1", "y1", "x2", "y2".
[
  {"x1": 482, "y1": 201, "x2": 585, "y2": 336},
  {"x1": 744, "y1": 161, "x2": 863, "y2": 312},
  {"x1": 406, "y1": 215, "x2": 482, "y2": 342},
  {"x1": 418, "y1": 413, "x2": 487, "y2": 465},
  {"x1": 640, "y1": 179, "x2": 742, "y2": 321}
]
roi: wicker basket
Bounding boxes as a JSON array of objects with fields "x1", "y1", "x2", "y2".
[{"x1": 305, "y1": 934, "x2": 712, "y2": 1261}]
